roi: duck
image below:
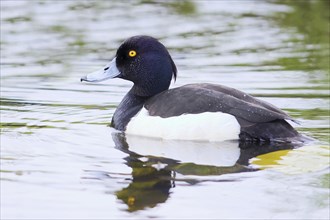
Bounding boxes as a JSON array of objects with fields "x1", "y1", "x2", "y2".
[{"x1": 81, "y1": 35, "x2": 299, "y2": 142}]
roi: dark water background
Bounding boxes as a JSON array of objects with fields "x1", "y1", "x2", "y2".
[{"x1": 1, "y1": 0, "x2": 329, "y2": 219}]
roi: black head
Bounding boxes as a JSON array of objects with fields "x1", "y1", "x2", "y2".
[
  {"x1": 116, "y1": 36, "x2": 177, "y2": 96},
  {"x1": 81, "y1": 36, "x2": 177, "y2": 97}
]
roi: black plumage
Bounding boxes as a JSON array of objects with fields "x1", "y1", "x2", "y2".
[
  {"x1": 82, "y1": 35, "x2": 300, "y2": 142},
  {"x1": 145, "y1": 83, "x2": 298, "y2": 141}
]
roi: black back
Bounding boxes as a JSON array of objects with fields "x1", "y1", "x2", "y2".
[{"x1": 145, "y1": 83, "x2": 299, "y2": 141}]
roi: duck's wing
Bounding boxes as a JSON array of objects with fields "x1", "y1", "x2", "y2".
[{"x1": 144, "y1": 83, "x2": 293, "y2": 125}]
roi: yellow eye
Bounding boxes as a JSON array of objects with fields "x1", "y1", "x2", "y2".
[{"x1": 128, "y1": 50, "x2": 137, "y2": 57}]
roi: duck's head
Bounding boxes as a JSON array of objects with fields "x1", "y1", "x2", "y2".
[{"x1": 81, "y1": 36, "x2": 177, "y2": 97}]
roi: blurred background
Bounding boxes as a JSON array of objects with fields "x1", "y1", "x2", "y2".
[{"x1": 1, "y1": 0, "x2": 329, "y2": 219}]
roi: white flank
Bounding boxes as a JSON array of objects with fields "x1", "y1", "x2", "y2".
[{"x1": 126, "y1": 108, "x2": 240, "y2": 142}]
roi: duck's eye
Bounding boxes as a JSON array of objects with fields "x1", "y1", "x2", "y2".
[{"x1": 128, "y1": 50, "x2": 137, "y2": 57}]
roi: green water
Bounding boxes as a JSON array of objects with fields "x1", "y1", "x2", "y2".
[{"x1": 1, "y1": 0, "x2": 329, "y2": 219}]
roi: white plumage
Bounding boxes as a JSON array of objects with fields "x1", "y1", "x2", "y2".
[{"x1": 126, "y1": 108, "x2": 240, "y2": 142}]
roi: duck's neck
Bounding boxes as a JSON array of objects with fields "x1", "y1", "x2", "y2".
[
  {"x1": 111, "y1": 88, "x2": 150, "y2": 131},
  {"x1": 131, "y1": 81, "x2": 170, "y2": 97}
]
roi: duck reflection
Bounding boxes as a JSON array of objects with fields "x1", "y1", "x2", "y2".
[{"x1": 111, "y1": 132, "x2": 302, "y2": 212}]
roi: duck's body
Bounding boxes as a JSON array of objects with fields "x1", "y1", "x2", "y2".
[{"x1": 82, "y1": 36, "x2": 299, "y2": 142}]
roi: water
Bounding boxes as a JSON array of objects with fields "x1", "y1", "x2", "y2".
[{"x1": 1, "y1": 0, "x2": 329, "y2": 219}]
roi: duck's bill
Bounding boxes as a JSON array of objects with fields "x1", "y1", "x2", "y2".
[{"x1": 81, "y1": 57, "x2": 121, "y2": 82}]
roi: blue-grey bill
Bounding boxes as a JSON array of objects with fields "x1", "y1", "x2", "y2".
[{"x1": 81, "y1": 57, "x2": 120, "y2": 82}]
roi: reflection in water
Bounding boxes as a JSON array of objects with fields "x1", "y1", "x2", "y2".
[
  {"x1": 116, "y1": 157, "x2": 173, "y2": 212},
  {"x1": 110, "y1": 132, "x2": 302, "y2": 211}
]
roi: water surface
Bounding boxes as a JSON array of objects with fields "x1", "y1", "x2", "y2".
[{"x1": 1, "y1": 0, "x2": 329, "y2": 219}]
